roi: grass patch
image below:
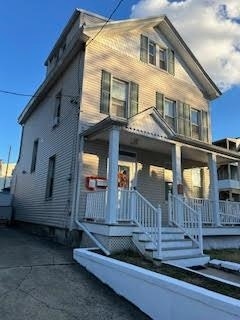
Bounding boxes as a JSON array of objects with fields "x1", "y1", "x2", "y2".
[
  {"x1": 111, "y1": 250, "x2": 240, "y2": 300},
  {"x1": 205, "y1": 249, "x2": 240, "y2": 264}
]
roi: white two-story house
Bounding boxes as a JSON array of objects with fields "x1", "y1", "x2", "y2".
[{"x1": 12, "y1": 9, "x2": 240, "y2": 267}]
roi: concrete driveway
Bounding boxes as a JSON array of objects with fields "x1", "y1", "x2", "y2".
[{"x1": 0, "y1": 227, "x2": 149, "y2": 320}]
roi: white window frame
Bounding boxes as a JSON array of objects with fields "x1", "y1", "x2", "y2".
[
  {"x1": 110, "y1": 78, "x2": 129, "y2": 118},
  {"x1": 164, "y1": 98, "x2": 176, "y2": 129},
  {"x1": 190, "y1": 108, "x2": 201, "y2": 139}
]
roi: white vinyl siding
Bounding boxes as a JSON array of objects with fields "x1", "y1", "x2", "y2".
[{"x1": 12, "y1": 52, "x2": 84, "y2": 228}]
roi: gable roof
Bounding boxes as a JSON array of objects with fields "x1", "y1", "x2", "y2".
[
  {"x1": 126, "y1": 107, "x2": 176, "y2": 139},
  {"x1": 84, "y1": 15, "x2": 221, "y2": 100}
]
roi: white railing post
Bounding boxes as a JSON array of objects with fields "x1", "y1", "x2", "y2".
[
  {"x1": 157, "y1": 205, "x2": 162, "y2": 259},
  {"x1": 168, "y1": 191, "x2": 173, "y2": 226},
  {"x1": 130, "y1": 190, "x2": 136, "y2": 222},
  {"x1": 197, "y1": 206, "x2": 203, "y2": 254}
]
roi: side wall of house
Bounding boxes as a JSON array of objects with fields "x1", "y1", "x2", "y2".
[{"x1": 12, "y1": 52, "x2": 84, "y2": 228}]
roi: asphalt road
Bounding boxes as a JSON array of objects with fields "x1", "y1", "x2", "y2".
[{"x1": 0, "y1": 227, "x2": 149, "y2": 320}]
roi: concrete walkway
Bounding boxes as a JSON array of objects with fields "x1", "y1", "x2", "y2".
[{"x1": 0, "y1": 227, "x2": 149, "y2": 320}]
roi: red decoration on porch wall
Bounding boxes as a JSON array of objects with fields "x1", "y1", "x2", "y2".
[{"x1": 85, "y1": 176, "x2": 107, "y2": 191}]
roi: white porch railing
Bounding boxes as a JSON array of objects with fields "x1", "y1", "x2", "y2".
[
  {"x1": 184, "y1": 197, "x2": 214, "y2": 225},
  {"x1": 169, "y1": 194, "x2": 203, "y2": 254},
  {"x1": 219, "y1": 200, "x2": 240, "y2": 225},
  {"x1": 85, "y1": 191, "x2": 107, "y2": 221}
]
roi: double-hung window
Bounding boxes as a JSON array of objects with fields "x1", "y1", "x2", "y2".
[
  {"x1": 111, "y1": 79, "x2": 128, "y2": 118},
  {"x1": 140, "y1": 35, "x2": 175, "y2": 74},
  {"x1": 45, "y1": 155, "x2": 56, "y2": 199},
  {"x1": 164, "y1": 99, "x2": 176, "y2": 129},
  {"x1": 159, "y1": 48, "x2": 167, "y2": 70},
  {"x1": 100, "y1": 70, "x2": 139, "y2": 119},
  {"x1": 191, "y1": 109, "x2": 201, "y2": 140},
  {"x1": 156, "y1": 92, "x2": 176, "y2": 130},
  {"x1": 148, "y1": 41, "x2": 156, "y2": 65}
]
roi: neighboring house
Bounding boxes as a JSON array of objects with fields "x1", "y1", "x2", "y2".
[
  {"x1": 0, "y1": 160, "x2": 15, "y2": 190},
  {"x1": 213, "y1": 137, "x2": 240, "y2": 201},
  {"x1": 12, "y1": 9, "x2": 240, "y2": 267}
]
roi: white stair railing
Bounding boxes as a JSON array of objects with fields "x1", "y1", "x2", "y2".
[
  {"x1": 169, "y1": 193, "x2": 203, "y2": 254},
  {"x1": 133, "y1": 190, "x2": 162, "y2": 259}
]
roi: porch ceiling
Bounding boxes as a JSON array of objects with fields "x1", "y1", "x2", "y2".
[
  {"x1": 83, "y1": 116, "x2": 240, "y2": 169},
  {"x1": 89, "y1": 128, "x2": 210, "y2": 169}
]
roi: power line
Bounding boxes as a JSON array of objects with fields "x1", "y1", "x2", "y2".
[
  {"x1": 86, "y1": 0, "x2": 124, "y2": 47},
  {"x1": 0, "y1": 89, "x2": 79, "y2": 99},
  {"x1": 0, "y1": 1, "x2": 124, "y2": 101}
]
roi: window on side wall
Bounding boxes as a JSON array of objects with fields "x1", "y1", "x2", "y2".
[
  {"x1": 159, "y1": 48, "x2": 167, "y2": 70},
  {"x1": 148, "y1": 41, "x2": 156, "y2": 65},
  {"x1": 53, "y1": 91, "x2": 62, "y2": 127},
  {"x1": 30, "y1": 139, "x2": 39, "y2": 173},
  {"x1": 45, "y1": 155, "x2": 56, "y2": 199},
  {"x1": 100, "y1": 70, "x2": 139, "y2": 119}
]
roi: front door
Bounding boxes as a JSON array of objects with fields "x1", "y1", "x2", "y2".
[{"x1": 118, "y1": 160, "x2": 136, "y2": 190}]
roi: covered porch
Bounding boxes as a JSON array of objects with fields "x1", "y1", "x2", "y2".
[{"x1": 77, "y1": 110, "x2": 240, "y2": 229}]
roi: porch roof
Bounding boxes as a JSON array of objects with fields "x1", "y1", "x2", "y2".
[{"x1": 81, "y1": 112, "x2": 240, "y2": 168}]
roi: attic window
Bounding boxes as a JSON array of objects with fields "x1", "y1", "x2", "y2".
[{"x1": 140, "y1": 35, "x2": 175, "y2": 75}]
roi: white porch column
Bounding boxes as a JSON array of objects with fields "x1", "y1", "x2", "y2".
[
  {"x1": 106, "y1": 126, "x2": 120, "y2": 224},
  {"x1": 208, "y1": 153, "x2": 221, "y2": 226},
  {"x1": 172, "y1": 144, "x2": 182, "y2": 195}
]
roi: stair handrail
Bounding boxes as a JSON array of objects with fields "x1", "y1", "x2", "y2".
[
  {"x1": 169, "y1": 193, "x2": 203, "y2": 254},
  {"x1": 132, "y1": 190, "x2": 162, "y2": 258}
]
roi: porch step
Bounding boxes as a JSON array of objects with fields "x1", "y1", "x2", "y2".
[
  {"x1": 153, "y1": 247, "x2": 202, "y2": 259},
  {"x1": 164, "y1": 255, "x2": 210, "y2": 268},
  {"x1": 136, "y1": 231, "x2": 185, "y2": 242},
  {"x1": 144, "y1": 240, "x2": 193, "y2": 251}
]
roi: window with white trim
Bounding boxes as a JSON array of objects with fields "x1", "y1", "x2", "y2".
[
  {"x1": 100, "y1": 70, "x2": 139, "y2": 119},
  {"x1": 140, "y1": 35, "x2": 175, "y2": 74},
  {"x1": 191, "y1": 108, "x2": 201, "y2": 140},
  {"x1": 111, "y1": 79, "x2": 128, "y2": 118},
  {"x1": 164, "y1": 99, "x2": 176, "y2": 129}
]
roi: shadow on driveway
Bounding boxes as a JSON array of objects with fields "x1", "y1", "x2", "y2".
[{"x1": 0, "y1": 227, "x2": 150, "y2": 320}]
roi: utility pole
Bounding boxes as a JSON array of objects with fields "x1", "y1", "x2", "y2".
[{"x1": 3, "y1": 146, "x2": 11, "y2": 189}]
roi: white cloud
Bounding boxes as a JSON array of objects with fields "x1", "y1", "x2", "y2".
[{"x1": 131, "y1": 0, "x2": 240, "y2": 91}]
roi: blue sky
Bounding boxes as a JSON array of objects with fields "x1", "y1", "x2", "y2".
[{"x1": 0, "y1": 0, "x2": 239, "y2": 162}]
